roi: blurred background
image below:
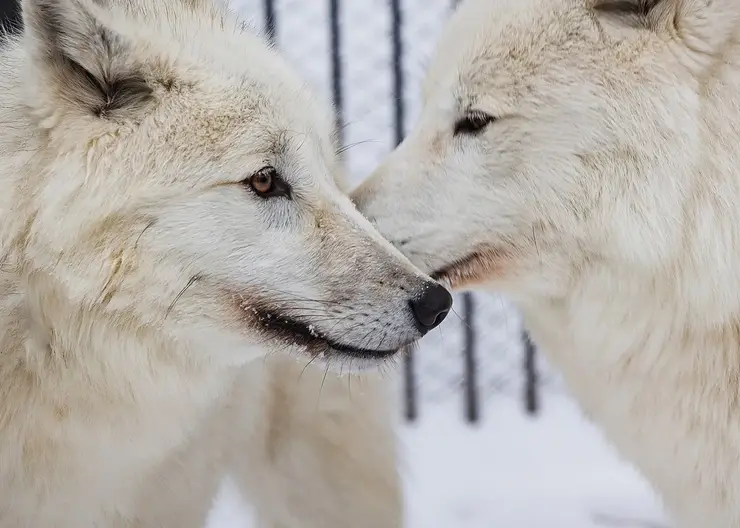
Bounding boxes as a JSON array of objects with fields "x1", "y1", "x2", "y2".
[{"x1": 0, "y1": 0, "x2": 669, "y2": 526}]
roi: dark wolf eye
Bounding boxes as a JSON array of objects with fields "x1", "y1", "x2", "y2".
[
  {"x1": 244, "y1": 167, "x2": 292, "y2": 199},
  {"x1": 454, "y1": 111, "x2": 496, "y2": 136}
]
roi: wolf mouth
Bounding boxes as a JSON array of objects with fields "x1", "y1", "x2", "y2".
[
  {"x1": 430, "y1": 251, "x2": 483, "y2": 284},
  {"x1": 429, "y1": 246, "x2": 507, "y2": 287},
  {"x1": 252, "y1": 308, "x2": 399, "y2": 359}
]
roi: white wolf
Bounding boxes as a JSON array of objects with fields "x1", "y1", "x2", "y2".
[
  {"x1": 0, "y1": 0, "x2": 453, "y2": 526},
  {"x1": 353, "y1": 0, "x2": 740, "y2": 526}
]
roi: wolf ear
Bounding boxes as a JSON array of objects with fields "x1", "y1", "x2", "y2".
[
  {"x1": 22, "y1": 0, "x2": 153, "y2": 119},
  {"x1": 593, "y1": 0, "x2": 740, "y2": 72}
]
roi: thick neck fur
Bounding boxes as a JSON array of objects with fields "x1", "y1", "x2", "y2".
[
  {"x1": 519, "y1": 259, "x2": 740, "y2": 526},
  {"x1": 513, "y1": 35, "x2": 740, "y2": 526},
  {"x1": 0, "y1": 267, "x2": 233, "y2": 524}
]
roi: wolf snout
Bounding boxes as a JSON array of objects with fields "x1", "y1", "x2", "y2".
[{"x1": 408, "y1": 282, "x2": 452, "y2": 334}]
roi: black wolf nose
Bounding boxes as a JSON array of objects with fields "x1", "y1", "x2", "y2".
[{"x1": 408, "y1": 282, "x2": 453, "y2": 334}]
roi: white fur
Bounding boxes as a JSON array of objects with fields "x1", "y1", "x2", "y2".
[
  {"x1": 353, "y1": 0, "x2": 740, "y2": 525},
  {"x1": 0, "y1": 0, "x2": 432, "y2": 525}
]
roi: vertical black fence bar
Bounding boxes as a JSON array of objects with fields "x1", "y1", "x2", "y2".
[
  {"x1": 263, "y1": 0, "x2": 276, "y2": 45},
  {"x1": 391, "y1": 0, "x2": 405, "y2": 147},
  {"x1": 462, "y1": 293, "x2": 479, "y2": 423},
  {"x1": 390, "y1": 0, "x2": 417, "y2": 423},
  {"x1": 523, "y1": 329, "x2": 539, "y2": 415},
  {"x1": 328, "y1": 0, "x2": 343, "y2": 140}
]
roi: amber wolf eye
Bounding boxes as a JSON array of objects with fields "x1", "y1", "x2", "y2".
[{"x1": 243, "y1": 167, "x2": 292, "y2": 199}]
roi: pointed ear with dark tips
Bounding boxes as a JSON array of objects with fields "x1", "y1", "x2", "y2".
[{"x1": 22, "y1": 0, "x2": 153, "y2": 118}]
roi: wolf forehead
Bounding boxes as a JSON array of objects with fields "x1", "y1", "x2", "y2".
[
  {"x1": 424, "y1": 0, "x2": 616, "y2": 101},
  {"x1": 145, "y1": 72, "x2": 336, "y2": 159}
]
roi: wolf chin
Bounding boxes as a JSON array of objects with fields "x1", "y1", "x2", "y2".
[
  {"x1": 0, "y1": 0, "x2": 454, "y2": 525},
  {"x1": 354, "y1": 0, "x2": 740, "y2": 526}
]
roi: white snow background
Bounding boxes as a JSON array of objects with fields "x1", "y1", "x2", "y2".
[{"x1": 205, "y1": 1, "x2": 670, "y2": 526}]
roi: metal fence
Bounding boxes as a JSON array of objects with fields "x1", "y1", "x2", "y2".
[{"x1": 0, "y1": 0, "x2": 566, "y2": 424}]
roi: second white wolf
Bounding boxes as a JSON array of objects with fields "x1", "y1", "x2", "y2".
[{"x1": 355, "y1": 0, "x2": 740, "y2": 526}]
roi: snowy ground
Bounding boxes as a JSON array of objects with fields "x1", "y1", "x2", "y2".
[
  {"x1": 205, "y1": 395, "x2": 668, "y2": 528},
  {"x1": 402, "y1": 398, "x2": 668, "y2": 528},
  {"x1": 203, "y1": 2, "x2": 671, "y2": 526}
]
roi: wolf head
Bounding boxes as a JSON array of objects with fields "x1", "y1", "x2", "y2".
[
  {"x1": 2, "y1": 0, "x2": 451, "y2": 369},
  {"x1": 353, "y1": 0, "x2": 740, "y2": 310}
]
